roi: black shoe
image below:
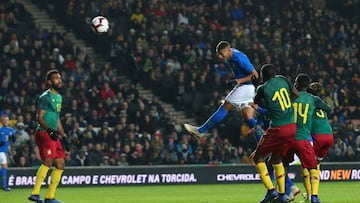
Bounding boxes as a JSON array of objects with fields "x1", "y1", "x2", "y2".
[{"x1": 28, "y1": 194, "x2": 44, "y2": 203}]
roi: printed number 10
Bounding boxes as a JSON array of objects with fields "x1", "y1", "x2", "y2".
[{"x1": 272, "y1": 88, "x2": 291, "y2": 111}]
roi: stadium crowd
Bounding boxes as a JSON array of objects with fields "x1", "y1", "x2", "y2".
[{"x1": 1, "y1": 0, "x2": 360, "y2": 168}]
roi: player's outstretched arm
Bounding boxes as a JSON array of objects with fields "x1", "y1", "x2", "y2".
[{"x1": 249, "y1": 102, "x2": 269, "y2": 115}]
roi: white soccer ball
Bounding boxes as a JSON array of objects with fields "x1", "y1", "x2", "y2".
[{"x1": 91, "y1": 16, "x2": 109, "y2": 34}]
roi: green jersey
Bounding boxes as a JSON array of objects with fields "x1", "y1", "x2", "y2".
[
  {"x1": 311, "y1": 109, "x2": 333, "y2": 135},
  {"x1": 293, "y1": 92, "x2": 331, "y2": 140},
  {"x1": 37, "y1": 89, "x2": 62, "y2": 131},
  {"x1": 255, "y1": 75, "x2": 295, "y2": 127}
]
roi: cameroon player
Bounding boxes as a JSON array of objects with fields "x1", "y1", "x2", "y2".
[
  {"x1": 283, "y1": 74, "x2": 331, "y2": 203},
  {"x1": 251, "y1": 64, "x2": 298, "y2": 203},
  {"x1": 301, "y1": 82, "x2": 334, "y2": 201},
  {"x1": 28, "y1": 69, "x2": 67, "y2": 203}
]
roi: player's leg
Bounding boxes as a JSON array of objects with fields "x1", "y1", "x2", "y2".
[
  {"x1": 29, "y1": 161, "x2": 51, "y2": 202},
  {"x1": 238, "y1": 84, "x2": 257, "y2": 131},
  {"x1": 1, "y1": 164, "x2": 10, "y2": 191},
  {"x1": 309, "y1": 167, "x2": 320, "y2": 203},
  {"x1": 312, "y1": 134, "x2": 334, "y2": 160},
  {"x1": 222, "y1": 84, "x2": 255, "y2": 129},
  {"x1": 270, "y1": 124, "x2": 297, "y2": 202},
  {"x1": 284, "y1": 169, "x2": 300, "y2": 202},
  {"x1": 302, "y1": 168, "x2": 311, "y2": 201},
  {"x1": 45, "y1": 143, "x2": 65, "y2": 203},
  {"x1": 0, "y1": 152, "x2": 10, "y2": 191},
  {"x1": 184, "y1": 101, "x2": 232, "y2": 137},
  {"x1": 297, "y1": 140, "x2": 320, "y2": 203},
  {"x1": 29, "y1": 131, "x2": 51, "y2": 202},
  {"x1": 266, "y1": 158, "x2": 295, "y2": 199},
  {"x1": 184, "y1": 84, "x2": 255, "y2": 137},
  {"x1": 267, "y1": 162, "x2": 275, "y2": 184},
  {"x1": 254, "y1": 153, "x2": 278, "y2": 203},
  {"x1": 45, "y1": 158, "x2": 64, "y2": 203},
  {"x1": 270, "y1": 153, "x2": 287, "y2": 202},
  {"x1": 199, "y1": 101, "x2": 232, "y2": 132},
  {"x1": 242, "y1": 106, "x2": 257, "y2": 129},
  {"x1": 253, "y1": 131, "x2": 279, "y2": 203},
  {"x1": 313, "y1": 133, "x2": 334, "y2": 198}
]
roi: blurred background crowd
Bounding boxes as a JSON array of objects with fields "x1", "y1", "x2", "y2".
[{"x1": 1, "y1": 0, "x2": 360, "y2": 168}]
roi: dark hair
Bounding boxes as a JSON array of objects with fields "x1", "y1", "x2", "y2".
[
  {"x1": 216, "y1": 41, "x2": 230, "y2": 53},
  {"x1": 46, "y1": 69, "x2": 60, "y2": 81},
  {"x1": 295, "y1": 73, "x2": 311, "y2": 90},
  {"x1": 307, "y1": 88, "x2": 317, "y2": 95},
  {"x1": 260, "y1": 64, "x2": 275, "y2": 81}
]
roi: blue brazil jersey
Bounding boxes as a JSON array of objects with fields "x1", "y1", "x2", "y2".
[
  {"x1": 226, "y1": 48, "x2": 255, "y2": 84},
  {"x1": 0, "y1": 126, "x2": 15, "y2": 153}
]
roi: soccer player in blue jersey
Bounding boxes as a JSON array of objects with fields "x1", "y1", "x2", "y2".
[
  {"x1": 0, "y1": 115, "x2": 16, "y2": 191},
  {"x1": 184, "y1": 40, "x2": 258, "y2": 138}
]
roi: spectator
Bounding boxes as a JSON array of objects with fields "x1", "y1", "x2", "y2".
[
  {"x1": 17, "y1": 156, "x2": 29, "y2": 167},
  {"x1": 161, "y1": 142, "x2": 179, "y2": 164},
  {"x1": 218, "y1": 148, "x2": 231, "y2": 164},
  {"x1": 148, "y1": 149, "x2": 162, "y2": 165},
  {"x1": 117, "y1": 153, "x2": 129, "y2": 167},
  {"x1": 64, "y1": 152, "x2": 77, "y2": 166},
  {"x1": 205, "y1": 148, "x2": 219, "y2": 165},
  {"x1": 100, "y1": 82, "x2": 116, "y2": 100},
  {"x1": 350, "y1": 106, "x2": 360, "y2": 119},
  {"x1": 100, "y1": 156, "x2": 111, "y2": 167},
  {"x1": 191, "y1": 147, "x2": 206, "y2": 164},
  {"x1": 28, "y1": 151, "x2": 42, "y2": 167},
  {"x1": 150, "y1": 132, "x2": 164, "y2": 152},
  {"x1": 176, "y1": 135, "x2": 193, "y2": 155},
  {"x1": 354, "y1": 135, "x2": 360, "y2": 157},
  {"x1": 343, "y1": 146, "x2": 356, "y2": 162},
  {"x1": 14, "y1": 122, "x2": 30, "y2": 148},
  {"x1": 177, "y1": 143, "x2": 193, "y2": 164},
  {"x1": 75, "y1": 150, "x2": 90, "y2": 166},
  {"x1": 88, "y1": 143, "x2": 104, "y2": 166}
]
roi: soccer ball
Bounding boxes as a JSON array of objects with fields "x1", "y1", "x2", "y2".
[{"x1": 91, "y1": 16, "x2": 109, "y2": 34}]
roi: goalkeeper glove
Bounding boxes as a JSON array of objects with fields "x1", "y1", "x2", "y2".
[{"x1": 47, "y1": 128, "x2": 59, "y2": 141}]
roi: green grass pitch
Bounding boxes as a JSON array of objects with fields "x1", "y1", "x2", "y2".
[{"x1": 1, "y1": 182, "x2": 358, "y2": 203}]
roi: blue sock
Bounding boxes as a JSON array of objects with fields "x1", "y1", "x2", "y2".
[
  {"x1": 285, "y1": 172, "x2": 294, "y2": 195},
  {"x1": 267, "y1": 164, "x2": 275, "y2": 185},
  {"x1": 199, "y1": 105, "x2": 228, "y2": 133},
  {"x1": 255, "y1": 126, "x2": 262, "y2": 142},
  {"x1": 246, "y1": 118, "x2": 257, "y2": 129},
  {"x1": 1, "y1": 168, "x2": 7, "y2": 188}
]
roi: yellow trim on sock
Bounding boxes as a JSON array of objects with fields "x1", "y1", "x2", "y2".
[
  {"x1": 310, "y1": 168, "x2": 320, "y2": 195},
  {"x1": 256, "y1": 162, "x2": 274, "y2": 190},
  {"x1": 303, "y1": 168, "x2": 312, "y2": 196},
  {"x1": 46, "y1": 168, "x2": 64, "y2": 199},
  {"x1": 32, "y1": 164, "x2": 49, "y2": 195},
  {"x1": 273, "y1": 163, "x2": 285, "y2": 193}
]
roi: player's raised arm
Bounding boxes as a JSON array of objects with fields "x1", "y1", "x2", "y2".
[{"x1": 313, "y1": 95, "x2": 331, "y2": 113}]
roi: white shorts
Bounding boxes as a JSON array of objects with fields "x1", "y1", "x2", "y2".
[
  {"x1": 225, "y1": 84, "x2": 255, "y2": 109},
  {"x1": 0, "y1": 152, "x2": 7, "y2": 164}
]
